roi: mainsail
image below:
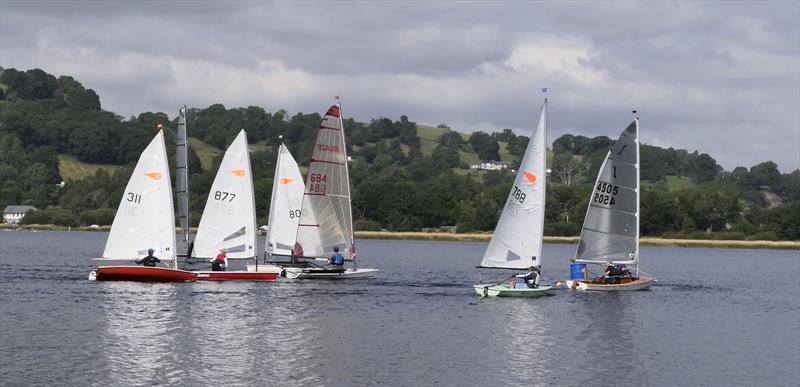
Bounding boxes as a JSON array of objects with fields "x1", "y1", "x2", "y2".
[
  {"x1": 574, "y1": 119, "x2": 640, "y2": 264},
  {"x1": 192, "y1": 129, "x2": 257, "y2": 259},
  {"x1": 175, "y1": 106, "x2": 190, "y2": 254},
  {"x1": 266, "y1": 143, "x2": 305, "y2": 256},
  {"x1": 103, "y1": 131, "x2": 177, "y2": 266},
  {"x1": 478, "y1": 98, "x2": 548, "y2": 269},
  {"x1": 294, "y1": 104, "x2": 355, "y2": 260}
]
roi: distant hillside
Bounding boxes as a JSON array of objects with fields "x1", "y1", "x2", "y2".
[{"x1": 1, "y1": 67, "x2": 798, "y2": 240}]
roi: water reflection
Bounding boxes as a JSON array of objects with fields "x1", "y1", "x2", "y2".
[
  {"x1": 570, "y1": 292, "x2": 645, "y2": 384},
  {"x1": 177, "y1": 281, "x2": 261, "y2": 385},
  {"x1": 97, "y1": 282, "x2": 183, "y2": 385}
]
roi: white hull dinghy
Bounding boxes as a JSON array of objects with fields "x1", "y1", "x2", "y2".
[{"x1": 474, "y1": 97, "x2": 551, "y2": 297}]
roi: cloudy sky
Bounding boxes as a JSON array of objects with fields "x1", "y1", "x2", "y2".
[{"x1": 2, "y1": 0, "x2": 798, "y2": 171}]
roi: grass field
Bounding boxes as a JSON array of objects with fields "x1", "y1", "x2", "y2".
[
  {"x1": 188, "y1": 137, "x2": 222, "y2": 171},
  {"x1": 665, "y1": 175, "x2": 695, "y2": 190},
  {"x1": 58, "y1": 155, "x2": 122, "y2": 181}
]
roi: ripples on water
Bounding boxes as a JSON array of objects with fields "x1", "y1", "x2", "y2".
[{"x1": 0, "y1": 231, "x2": 798, "y2": 386}]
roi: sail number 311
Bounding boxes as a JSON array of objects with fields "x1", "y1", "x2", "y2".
[{"x1": 593, "y1": 182, "x2": 619, "y2": 206}]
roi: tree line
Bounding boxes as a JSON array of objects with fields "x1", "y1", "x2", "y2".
[{"x1": 1, "y1": 67, "x2": 798, "y2": 240}]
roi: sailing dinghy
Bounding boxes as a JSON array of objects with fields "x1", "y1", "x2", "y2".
[
  {"x1": 566, "y1": 116, "x2": 656, "y2": 291},
  {"x1": 191, "y1": 129, "x2": 281, "y2": 281},
  {"x1": 247, "y1": 141, "x2": 304, "y2": 274},
  {"x1": 283, "y1": 103, "x2": 378, "y2": 279},
  {"x1": 474, "y1": 98, "x2": 552, "y2": 297},
  {"x1": 89, "y1": 130, "x2": 197, "y2": 282}
]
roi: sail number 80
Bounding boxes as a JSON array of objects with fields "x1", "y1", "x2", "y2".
[
  {"x1": 288, "y1": 209, "x2": 301, "y2": 218},
  {"x1": 510, "y1": 185, "x2": 526, "y2": 204}
]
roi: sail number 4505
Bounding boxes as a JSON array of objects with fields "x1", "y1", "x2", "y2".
[{"x1": 593, "y1": 182, "x2": 619, "y2": 206}]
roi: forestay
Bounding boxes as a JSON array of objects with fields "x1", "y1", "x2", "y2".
[
  {"x1": 575, "y1": 120, "x2": 640, "y2": 264},
  {"x1": 479, "y1": 99, "x2": 548, "y2": 269},
  {"x1": 192, "y1": 129, "x2": 257, "y2": 259},
  {"x1": 295, "y1": 104, "x2": 355, "y2": 260},
  {"x1": 103, "y1": 131, "x2": 177, "y2": 265},
  {"x1": 266, "y1": 144, "x2": 305, "y2": 256}
]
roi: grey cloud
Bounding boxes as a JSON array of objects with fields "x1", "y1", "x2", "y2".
[{"x1": 1, "y1": 0, "x2": 798, "y2": 171}]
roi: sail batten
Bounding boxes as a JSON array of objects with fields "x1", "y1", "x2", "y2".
[
  {"x1": 575, "y1": 120, "x2": 640, "y2": 263},
  {"x1": 266, "y1": 144, "x2": 305, "y2": 257},
  {"x1": 478, "y1": 99, "x2": 547, "y2": 270},
  {"x1": 103, "y1": 131, "x2": 177, "y2": 266},
  {"x1": 192, "y1": 130, "x2": 257, "y2": 259},
  {"x1": 295, "y1": 104, "x2": 355, "y2": 260}
]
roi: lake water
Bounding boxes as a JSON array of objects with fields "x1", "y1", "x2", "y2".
[{"x1": 0, "y1": 230, "x2": 798, "y2": 386}]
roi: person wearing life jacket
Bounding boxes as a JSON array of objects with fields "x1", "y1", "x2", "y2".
[
  {"x1": 515, "y1": 266, "x2": 540, "y2": 288},
  {"x1": 329, "y1": 246, "x2": 345, "y2": 271},
  {"x1": 135, "y1": 248, "x2": 160, "y2": 267},
  {"x1": 211, "y1": 249, "x2": 227, "y2": 271},
  {"x1": 603, "y1": 260, "x2": 620, "y2": 284}
]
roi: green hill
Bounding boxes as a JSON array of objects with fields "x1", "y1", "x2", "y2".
[
  {"x1": 187, "y1": 137, "x2": 222, "y2": 170},
  {"x1": 58, "y1": 154, "x2": 122, "y2": 181}
]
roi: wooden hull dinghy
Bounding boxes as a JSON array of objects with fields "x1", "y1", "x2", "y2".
[
  {"x1": 566, "y1": 275, "x2": 655, "y2": 291},
  {"x1": 567, "y1": 117, "x2": 657, "y2": 291},
  {"x1": 90, "y1": 266, "x2": 197, "y2": 282},
  {"x1": 474, "y1": 284, "x2": 552, "y2": 297}
]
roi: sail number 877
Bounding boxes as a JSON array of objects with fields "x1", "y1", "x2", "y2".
[
  {"x1": 510, "y1": 185, "x2": 526, "y2": 204},
  {"x1": 214, "y1": 191, "x2": 236, "y2": 202}
]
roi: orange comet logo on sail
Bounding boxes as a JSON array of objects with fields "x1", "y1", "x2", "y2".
[
  {"x1": 523, "y1": 171, "x2": 537, "y2": 184},
  {"x1": 229, "y1": 169, "x2": 246, "y2": 177},
  {"x1": 144, "y1": 172, "x2": 161, "y2": 180},
  {"x1": 280, "y1": 178, "x2": 294, "y2": 185}
]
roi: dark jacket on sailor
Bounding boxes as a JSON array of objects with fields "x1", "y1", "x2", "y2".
[
  {"x1": 516, "y1": 271, "x2": 539, "y2": 288},
  {"x1": 135, "y1": 254, "x2": 160, "y2": 267}
]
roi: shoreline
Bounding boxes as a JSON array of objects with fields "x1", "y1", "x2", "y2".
[{"x1": 2, "y1": 224, "x2": 798, "y2": 250}]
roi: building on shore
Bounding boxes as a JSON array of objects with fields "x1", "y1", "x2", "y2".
[{"x1": 3, "y1": 205, "x2": 36, "y2": 224}]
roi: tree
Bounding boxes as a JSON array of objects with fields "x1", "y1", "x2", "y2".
[
  {"x1": 468, "y1": 131, "x2": 500, "y2": 161},
  {"x1": 551, "y1": 153, "x2": 588, "y2": 186}
]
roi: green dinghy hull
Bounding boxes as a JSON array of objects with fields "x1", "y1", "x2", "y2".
[{"x1": 473, "y1": 284, "x2": 552, "y2": 297}]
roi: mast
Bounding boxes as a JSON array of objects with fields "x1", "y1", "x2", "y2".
[
  {"x1": 633, "y1": 111, "x2": 641, "y2": 269},
  {"x1": 337, "y1": 96, "x2": 357, "y2": 264},
  {"x1": 176, "y1": 106, "x2": 190, "y2": 256}
]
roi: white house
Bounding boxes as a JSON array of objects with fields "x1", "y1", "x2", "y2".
[
  {"x1": 469, "y1": 161, "x2": 508, "y2": 171},
  {"x1": 3, "y1": 205, "x2": 36, "y2": 224}
]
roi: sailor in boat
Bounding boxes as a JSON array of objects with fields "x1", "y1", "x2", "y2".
[
  {"x1": 211, "y1": 249, "x2": 228, "y2": 271},
  {"x1": 134, "y1": 248, "x2": 161, "y2": 267},
  {"x1": 328, "y1": 247, "x2": 345, "y2": 272},
  {"x1": 513, "y1": 266, "x2": 540, "y2": 288},
  {"x1": 602, "y1": 260, "x2": 633, "y2": 284}
]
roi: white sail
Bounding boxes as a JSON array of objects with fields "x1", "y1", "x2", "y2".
[
  {"x1": 192, "y1": 129, "x2": 257, "y2": 259},
  {"x1": 103, "y1": 131, "x2": 177, "y2": 265},
  {"x1": 294, "y1": 104, "x2": 355, "y2": 260},
  {"x1": 479, "y1": 98, "x2": 548, "y2": 269},
  {"x1": 176, "y1": 106, "x2": 190, "y2": 253},
  {"x1": 574, "y1": 119, "x2": 640, "y2": 264},
  {"x1": 266, "y1": 143, "x2": 305, "y2": 256}
]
